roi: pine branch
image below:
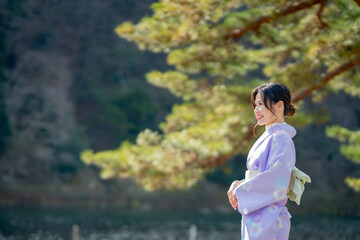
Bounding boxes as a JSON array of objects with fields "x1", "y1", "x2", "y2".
[
  {"x1": 292, "y1": 57, "x2": 360, "y2": 102},
  {"x1": 316, "y1": 0, "x2": 328, "y2": 28},
  {"x1": 225, "y1": 0, "x2": 325, "y2": 41}
]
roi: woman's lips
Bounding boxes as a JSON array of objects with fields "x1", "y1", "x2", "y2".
[{"x1": 256, "y1": 115, "x2": 263, "y2": 120}]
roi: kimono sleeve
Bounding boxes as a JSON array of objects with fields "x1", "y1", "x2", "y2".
[{"x1": 235, "y1": 132, "x2": 296, "y2": 215}]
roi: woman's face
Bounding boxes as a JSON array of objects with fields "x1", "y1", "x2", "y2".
[{"x1": 253, "y1": 93, "x2": 278, "y2": 126}]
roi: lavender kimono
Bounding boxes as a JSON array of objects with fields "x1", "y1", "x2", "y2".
[{"x1": 235, "y1": 123, "x2": 296, "y2": 240}]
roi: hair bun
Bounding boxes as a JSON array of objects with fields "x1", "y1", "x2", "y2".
[{"x1": 287, "y1": 104, "x2": 296, "y2": 117}]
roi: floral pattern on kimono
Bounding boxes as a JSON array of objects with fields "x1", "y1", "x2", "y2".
[{"x1": 235, "y1": 123, "x2": 296, "y2": 240}]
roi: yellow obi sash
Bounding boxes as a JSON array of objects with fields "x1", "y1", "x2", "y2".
[{"x1": 245, "y1": 166, "x2": 311, "y2": 205}]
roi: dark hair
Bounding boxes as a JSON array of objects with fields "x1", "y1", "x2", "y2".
[
  {"x1": 251, "y1": 82, "x2": 296, "y2": 135},
  {"x1": 251, "y1": 82, "x2": 296, "y2": 117}
]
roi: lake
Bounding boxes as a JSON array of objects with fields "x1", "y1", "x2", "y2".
[{"x1": 1, "y1": 206, "x2": 360, "y2": 240}]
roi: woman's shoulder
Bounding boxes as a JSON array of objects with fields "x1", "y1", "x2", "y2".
[
  {"x1": 267, "y1": 128, "x2": 296, "y2": 154},
  {"x1": 269, "y1": 131, "x2": 293, "y2": 146}
]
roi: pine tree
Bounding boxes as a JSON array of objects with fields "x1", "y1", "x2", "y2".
[{"x1": 81, "y1": 0, "x2": 360, "y2": 191}]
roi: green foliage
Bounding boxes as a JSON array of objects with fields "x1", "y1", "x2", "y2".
[
  {"x1": 326, "y1": 125, "x2": 360, "y2": 191},
  {"x1": 83, "y1": 0, "x2": 360, "y2": 190},
  {"x1": 345, "y1": 177, "x2": 360, "y2": 192}
]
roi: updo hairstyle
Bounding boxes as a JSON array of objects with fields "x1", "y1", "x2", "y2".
[{"x1": 250, "y1": 82, "x2": 296, "y2": 117}]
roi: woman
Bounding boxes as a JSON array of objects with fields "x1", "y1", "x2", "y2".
[{"x1": 228, "y1": 82, "x2": 297, "y2": 240}]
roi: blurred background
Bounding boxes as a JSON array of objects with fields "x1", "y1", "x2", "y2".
[{"x1": 1, "y1": 0, "x2": 360, "y2": 239}]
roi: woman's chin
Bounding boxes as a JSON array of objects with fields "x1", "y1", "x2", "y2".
[{"x1": 257, "y1": 121, "x2": 266, "y2": 126}]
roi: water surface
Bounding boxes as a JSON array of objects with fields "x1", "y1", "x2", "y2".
[{"x1": 1, "y1": 207, "x2": 359, "y2": 240}]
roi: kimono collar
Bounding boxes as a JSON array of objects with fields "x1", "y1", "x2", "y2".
[
  {"x1": 265, "y1": 122, "x2": 287, "y2": 131},
  {"x1": 266, "y1": 122, "x2": 297, "y2": 138}
]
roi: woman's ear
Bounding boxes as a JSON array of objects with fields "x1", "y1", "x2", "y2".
[{"x1": 276, "y1": 100, "x2": 284, "y2": 111}]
